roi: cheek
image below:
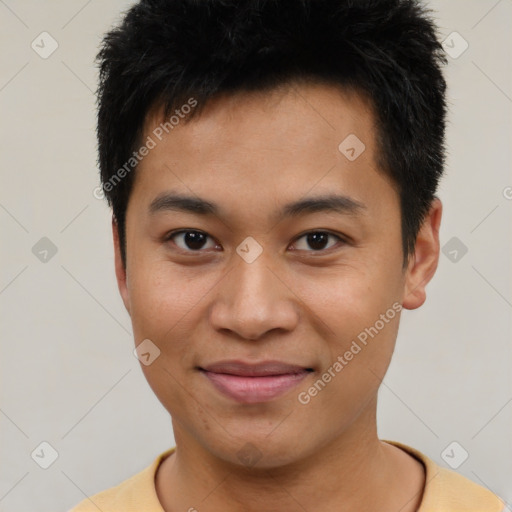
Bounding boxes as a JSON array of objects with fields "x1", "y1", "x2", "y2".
[
  {"x1": 296, "y1": 264, "x2": 402, "y2": 393},
  {"x1": 127, "y1": 264, "x2": 209, "y2": 414},
  {"x1": 295, "y1": 290, "x2": 400, "y2": 433},
  {"x1": 129, "y1": 263, "x2": 186, "y2": 333},
  {"x1": 128, "y1": 262, "x2": 223, "y2": 357},
  {"x1": 296, "y1": 261, "x2": 400, "y2": 336}
]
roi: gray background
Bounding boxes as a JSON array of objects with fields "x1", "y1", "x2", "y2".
[{"x1": 0, "y1": 1, "x2": 511, "y2": 510}]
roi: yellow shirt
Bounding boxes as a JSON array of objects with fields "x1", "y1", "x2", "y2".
[{"x1": 68, "y1": 440, "x2": 506, "y2": 511}]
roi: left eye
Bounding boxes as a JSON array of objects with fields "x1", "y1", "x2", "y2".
[{"x1": 291, "y1": 231, "x2": 344, "y2": 252}]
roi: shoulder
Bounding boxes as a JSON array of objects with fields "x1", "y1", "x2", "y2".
[
  {"x1": 383, "y1": 440, "x2": 506, "y2": 512},
  {"x1": 67, "y1": 448, "x2": 175, "y2": 512},
  {"x1": 428, "y1": 465, "x2": 506, "y2": 511}
]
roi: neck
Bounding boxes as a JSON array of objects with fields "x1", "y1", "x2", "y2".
[{"x1": 156, "y1": 398, "x2": 424, "y2": 512}]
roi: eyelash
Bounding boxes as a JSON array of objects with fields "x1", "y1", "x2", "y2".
[{"x1": 164, "y1": 229, "x2": 348, "y2": 255}]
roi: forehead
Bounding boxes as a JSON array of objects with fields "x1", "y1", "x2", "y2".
[
  {"x1": 131, "y1": 81, "x2": 397, "y2": 223},
  {"x1": 143, "y1": 81, "x2": 376, "y2": 156}
]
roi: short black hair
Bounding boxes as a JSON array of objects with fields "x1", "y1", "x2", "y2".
[{"x1": 96, "y1": 0, "x2": 447, "y2": 268}]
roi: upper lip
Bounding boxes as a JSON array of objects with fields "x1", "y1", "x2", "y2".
[{"x1": 200, "y1": 360, "x2": 313, "y2": 377}]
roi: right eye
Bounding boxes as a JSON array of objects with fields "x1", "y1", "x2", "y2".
[{"x1": 165, "y1": 230, "x2": 220, "y2": 253}]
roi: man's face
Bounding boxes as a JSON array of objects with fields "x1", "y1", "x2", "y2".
[{"x1": 114, "y1": 82, "x2": 437, "y2": 467}]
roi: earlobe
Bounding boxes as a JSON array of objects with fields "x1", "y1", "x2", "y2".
[
  {"x1": 402, "y1": 198, "x2": 443, "y2": 310},
  {"x1": 112, "y1": 217, "x2": 131, "y2": 315}
]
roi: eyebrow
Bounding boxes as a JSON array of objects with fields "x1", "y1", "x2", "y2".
[{"x1": 148, "y1": 191, "x2": 367, "y2": 220}]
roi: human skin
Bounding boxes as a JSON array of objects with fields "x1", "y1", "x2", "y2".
[{"x1": 113, "y1": 81, "x2": 442, "y2": 511}]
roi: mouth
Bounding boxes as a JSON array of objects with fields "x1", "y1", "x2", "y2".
[{"x1": 198, "y1": 360, "x2": 314, "y2": 404}]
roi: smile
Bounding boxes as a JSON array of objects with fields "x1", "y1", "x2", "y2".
[{"x1": 199, "y1": 361, "x2": 314, "y2": 404}]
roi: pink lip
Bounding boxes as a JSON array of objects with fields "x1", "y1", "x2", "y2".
[{"x1": 200, "y1": 360, "x2": 313, "y2": 403}]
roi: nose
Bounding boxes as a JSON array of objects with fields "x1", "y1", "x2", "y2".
[{"x1": 209, "y1": 252, "x2": 299, "y2": 341}]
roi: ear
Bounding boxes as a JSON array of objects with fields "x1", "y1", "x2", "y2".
[
  {"x1": 402, "y1": 197, "x2": 443, "y2": 310},
  {"x1": 112, "y1": 216, "x2": 131, "y2": 315}
]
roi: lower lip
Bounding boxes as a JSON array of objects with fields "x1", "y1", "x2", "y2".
[{"x1": 201, "y1": 370, "x2": 311, "y2": 404}]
